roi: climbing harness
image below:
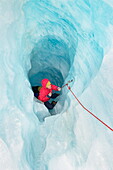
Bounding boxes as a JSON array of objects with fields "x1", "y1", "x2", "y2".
[{"x1": 62, "y1": 80, "x2": 113, "y2": 132}]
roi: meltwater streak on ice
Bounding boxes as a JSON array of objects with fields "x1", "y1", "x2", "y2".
[{"x1": 0, "y1": 0, "x2": 113, "y2": 170}]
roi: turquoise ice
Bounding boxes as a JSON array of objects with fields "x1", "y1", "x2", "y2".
[{"x1": 0, "y1": 0, "x2": 113, "y2": 169}]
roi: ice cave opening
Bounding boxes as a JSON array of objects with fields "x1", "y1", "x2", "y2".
[{"x1": 28, "y1": 35, "x2": 77, "y2": 115}]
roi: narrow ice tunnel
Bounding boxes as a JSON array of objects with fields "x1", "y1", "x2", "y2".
[
  {"x1": 28, "y1": 33, "x2": 104, "y2": 117},
  {"x1": 28, "y1": 35, "x2": 77, "y2": 115},
  {"x1": 28, "y1": 35, "x2": 75, "y2": 87}
]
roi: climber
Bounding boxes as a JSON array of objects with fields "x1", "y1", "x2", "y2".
[{"x1": 32, "y1": 78, "x2": 61, "y2": 110}]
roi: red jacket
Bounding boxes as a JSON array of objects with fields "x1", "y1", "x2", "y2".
[{"x1": 38, "y1": 79, "x2": 59, "y2": 102}]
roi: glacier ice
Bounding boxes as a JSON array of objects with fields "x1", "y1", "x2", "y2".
[{"x1": 0, "y1": 0, "x2": 113, "y2": 169}]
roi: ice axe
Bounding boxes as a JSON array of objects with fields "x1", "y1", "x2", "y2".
[{"x1": 61, "y1": 79, "x2": 73, "y2": 88}]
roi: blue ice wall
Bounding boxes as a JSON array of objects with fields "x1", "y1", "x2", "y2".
[
  {"x1": 0, "y1": 0, "x2": 113, "y2": 170},
  {"x1": 24, "y1": 0, "x2": 104, "y2": 95}
]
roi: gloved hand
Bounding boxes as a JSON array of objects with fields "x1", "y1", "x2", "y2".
[
  {"x1": 57, "y1": 87, "x2": 61, "y2": 91},
  {"x1": 48, "y1": 92, "x2": 52, "y2": 97}
]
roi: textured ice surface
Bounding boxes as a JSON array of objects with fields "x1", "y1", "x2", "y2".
[{"x1": 0, "y1": 0, "x2": 113, "y2": 169}]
